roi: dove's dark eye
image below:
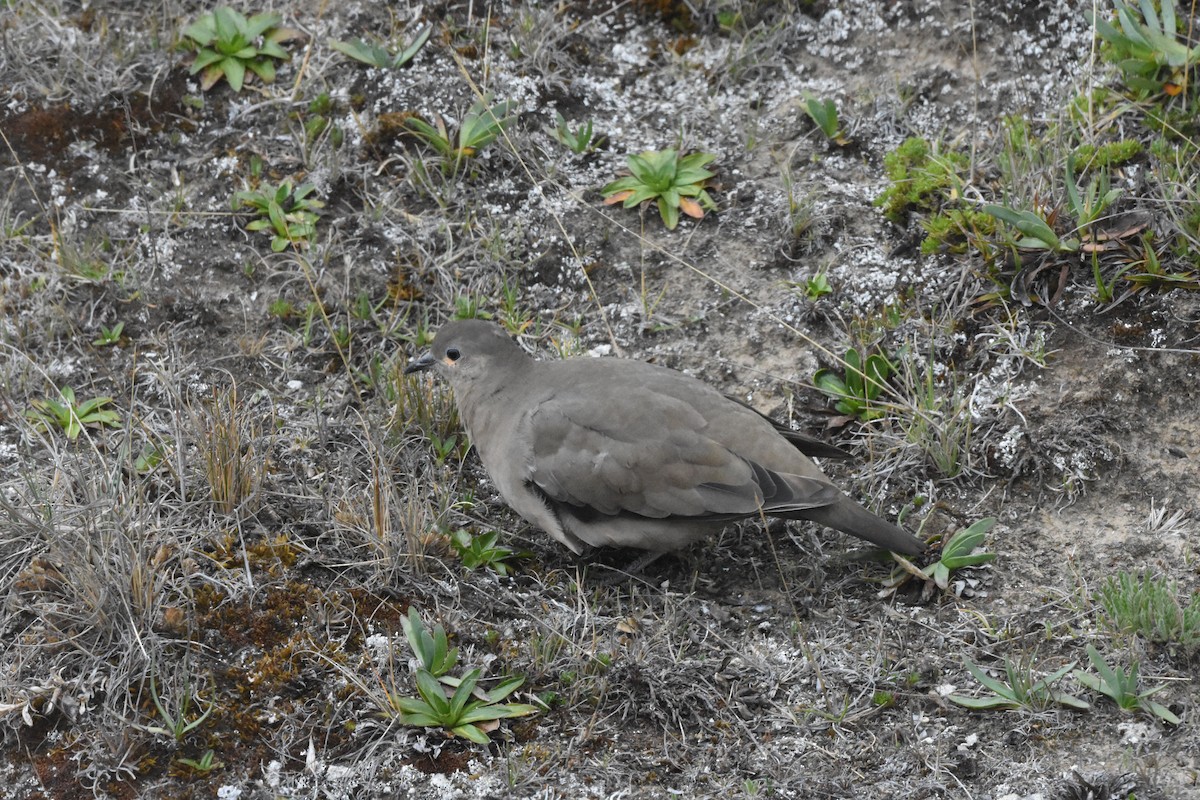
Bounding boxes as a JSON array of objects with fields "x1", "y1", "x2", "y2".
[{"x1": 445, "y1": 347, "x2": 461, "y2": 362}]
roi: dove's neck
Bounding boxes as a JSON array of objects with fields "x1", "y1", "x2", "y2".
[{"x1": 453, "y1": 351, "x2": 538, "y2": 444}]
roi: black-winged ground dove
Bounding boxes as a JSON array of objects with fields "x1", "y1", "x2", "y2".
[{"x1": 404, "y1": 320, "x2": 924, "y2": 557}]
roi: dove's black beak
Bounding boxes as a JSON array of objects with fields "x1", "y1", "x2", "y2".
[{"x1": 403, "y1": 352, "x2": 437, "y2": 375}]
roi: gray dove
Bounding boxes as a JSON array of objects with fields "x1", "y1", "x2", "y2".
[{"x1": 404, "y1": 319, "x2": 924, "y2": 558}]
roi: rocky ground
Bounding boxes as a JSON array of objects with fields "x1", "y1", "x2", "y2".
[{"x1": 1, "y1": 1, "x2": 1198, "y2": 798}]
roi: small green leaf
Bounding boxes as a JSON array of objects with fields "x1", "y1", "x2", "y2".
[
  {"x1": 812, "y1": 369, "x2": 847, "y2": 396},
  {"x1": 395, "y1": 26, "x2": 432, "y2": 66},
  {"x1": 450, "y1": 723, "x2": 491, "y2": 744},
  {"x1": 415, "y1": 669, "x2": 451, "y2": 716},
  {"x1": 963, "y1": 660, "x2": 1016, "y2": 698},
  {"x1": 242, "y1": 12, "x2": 283, "y2": 41},
  {"x1": 1145, "y1": 700, "x2": 1181, "y2": 725},
  {"x1": 447, "y1": 669, "x2": 480, "y2": 719},
  {"x1": 222, "y1": 57, "x2": 246, "y2": 92},
  {"x1": 190, "y1": 49, "x2": 224, "y2": 73},
  {"x1": 658, "y1": 196, "x2": 680, "y2": 230},
  {"x1": 948, "y1": 694, "x2": 1019, "y2": 710},
  {"x1": 330, "y1": 38, "x2": 387, "y2": 66},
  {"x1": 843, "y1": 348, "x2": 864, "y2": 397}
]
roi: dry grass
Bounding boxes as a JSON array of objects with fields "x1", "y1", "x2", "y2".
[{"x1": 1, "y1": 0, "x2": 1198, "y2": 798}]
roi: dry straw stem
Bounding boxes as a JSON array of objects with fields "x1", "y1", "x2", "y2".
[{"x1": 191, "y1": 382, "x2": 266, "y2": 516}]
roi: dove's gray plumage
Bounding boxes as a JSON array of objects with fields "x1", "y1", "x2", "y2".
[{"x1": 404, "y1": 320, "x2": 924, "y2": 557}]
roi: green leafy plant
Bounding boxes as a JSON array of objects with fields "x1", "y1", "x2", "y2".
[
  {"x1": 92, "y1": 321, "x2": 124, "y2": 347},
  {"x1": 268, "y1": 298, "x2": 296, "y2": 319},
  {"x1": 813, "y1": 347, "x2": 893, "y2": 421},
  {"x1": 405, "y1": 95, "x2": 515, "y2": 167},
  {"x1": 297, "y1": 92, "x2": 344, "y2": 148},
  {"x1": 401, "y1": 607, "x2": 459, "y2": 678},
  {"x1": 1119, "y1": 231, "x2": 1200, "y2": 295},
  {"x1": 1099, "y1": 571, "x2": 1200, "y2": 652},
  {"x1": 550, "y1": 112, "x2": 599, "y2": 154},
  {"x1": 799, "y1": 272, "x2": 832, "y2": 301},
  {"x1": 133, "y1": 441, "x2": 167, "y2": 475},
  {"x1": 949, "y1": 657, "x2": 1089, "y2": 711},
  {"x1": 176, "y1": 749, "x2": 219, "y2": 773},
  {"x1": 717, "y1": 9, "x2": 744, "y2": 31},
  {"x1": 1087, "y1": 0, "x2": 1200, "y2": 97},
  {"x1": 602, "y1": 149, "x2": 717, "y2": 230},
  {"x1": 1065, "y1": 154, "x2": 1122, "y2": 232},
  {"x1": 330, "y1": 24, "x2": 431, "y2": 68},
  {"x1": 144, "y1": 672, "x2": 216, "y2": 742},
  {"x1": 26, "y1": 387, "x2": 121, "y2": 440},
  {"x1": 1091, "y1": 249, "x2": 1123, "y2": 305},
  {"x1": 428, "y1": 433, "x2": 459, "y2": 465},
  {"x1": 391, "y1": 667, "x2": 538, "y2": 744},
  {"x1": 983, "y1": 204, "x2": 1080, "y2": 252},
  {"x1": 449, "y1": 529, "x2": 527, "y2": 576},
  {"x1": 924, "y1": 517, "x2": 997, "y2": 591},
  {"x1": 62, "y1": 254, "x2": 116, "y2": 283},
  {"x1": 391, "y1": 608, "x2": 538, "y2": 743},
  {"x1": 497, "y1": 279, "x2": 534, "y2": 336},
  {"x1": 802, "y1": 96, "x2": 849, "y2": 145},
  {"x1": 351, "y1": 292, "x2": 372, "y2": 321},
  {"x1": 182, "y1": 8, "x2": 301, "y2": 92},
  {"x1": 880, "y1": 516, "x2": 993, "y2": 598},
  {"x1": 452, "y1": 294, "x2": 491, "y2": 321},
  {"x1": 233, "y1": 179, "x2": 323, "y2": 252},
  {"x1": 1074, "y1": 645, "x2": 1180, "y2": 724}
]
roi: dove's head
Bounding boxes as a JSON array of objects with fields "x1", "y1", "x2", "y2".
[{"x1": 403, "y1": 319, "x2": 528, "y2": 392}]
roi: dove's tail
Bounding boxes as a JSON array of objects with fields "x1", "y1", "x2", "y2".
[{"x1": 794, "y1": 497, "x2": 926, "y2": 555}]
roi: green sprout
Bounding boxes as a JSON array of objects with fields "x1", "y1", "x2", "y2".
[
  {"x1": 182, "y1": 8, "x2": 301, "y2": 92},
  {"x1": 92, "y1": 321, "x2": 125, "y2": 347},
  {"x1": 1099, "y1": 570, "x2": 1200, "y2": 652},
  {"x1": 874, "y1": 137, "x2": 967, "y2": 223},
  {"x1": 983, "y1": 204, "x2": 1080, "y2": 253},
  {"x1": 949, "y1": 657, "x2": 1089, "y2": 712},
  {"x1": 800, "y1": 272, "x2": 832, "y2": 301},
  {"x1": 880, "y1": 517, "x2": 994, "y2": 599},
  {"x1": 924, "y1": 517, "x2": 997, "y2": 591},
  {"x1": 233, "y1": 179, "x2": 323, "y2": 252},
  {"x1": 404, "y1": 95, "x2": 515, "y2": 166},
  {"x1": 176, "y1": 749, "x2": 219, "y2": 774},
  {"x1": 802, "y1": 96, "x2": 849, "y2": 145},
  {"x1": 391, "y1": 608, "x2": 538, "y2": 743},
  {"x1": 1119, "y1": 232, "x2": 1200, "y2": 296},
  {"x1": 1065, "y1": 153, "x2": 1122, "y2": 232},
  {"x1": 268, "y1": 298, "x2": 297, "y2": 319},
  {"x1": 330, "y1": 25, "x2": 431, "y2": 69},
  {"x1": 428, "y1": 433, "x2": 459, "y2": 465},
  {"x1": 298, "y1": 92, "x2": 344, "y2": 149},
  {"x1": 133, "y1": 441, "x2": 168, "y2": 475},
  {"x1": 1086, "y1": 0, "x2": 1200, "y2": 98},
  {"x1": 401, "y1": 607, "x2": 459, "y2": 678},
  {"x1": 449, "y1": 529, "x2": 528, "y2": 576},
  {"x1": 1074, "y1": 645, "x2": 1180, "y2": 724},
  {"x1": 391, "y1": 667, "x2": 538, "y2": 744},
  {"x1": 550, "y1": 112, "x2": 599, "y2": 154},
  {"x1": 144, "y1": 672, "x2": 216, "y2": 743},
  {"x1": 26, "y1": 387, "x2": 121, "y2": 440},
  {"x1": 601, "y1": 149, "x2": 717, "y2": 230},
  {"x1": 813, "y1": 347, "x2": 893, "y2": 421}
]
